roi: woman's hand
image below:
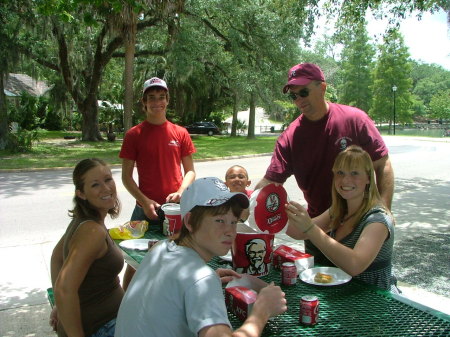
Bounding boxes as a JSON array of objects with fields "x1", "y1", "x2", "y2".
[
  {"x1": 285, "y1": 201, "x2": 314, "y2": 234},
  {"x1": 216, "y1": 268, "x2": 241, "y2": 284},
  {"x1": 49, "y1": 306, "x2": 58, "y2": 331}
]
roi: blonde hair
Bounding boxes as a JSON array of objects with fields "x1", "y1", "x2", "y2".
[{"x1": 329, "y1": 145, "x2": 386, "y2": 230}]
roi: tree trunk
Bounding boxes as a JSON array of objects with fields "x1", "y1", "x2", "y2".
[
  {"x1": 247, "y1": 91, "x2": 256, "y2": 139},
  {"x1": 174, "y1": 84, "x2": 186, "y2": 121},
  {"x1": 51, "y1": 18, "x2": 121, "y2": 142},
  {"x1": 123, "y1": 6, "x2": 136, "y2": 133},
  {"x1": 231, "y1": 91, "x2": 238, "y2": 136},
  {"x1": 123, "y1": 40, "x2": 135, "y2": 132},
  {"x1": 79, "y1": 98, "x2": 103, "y2": 141},
  {"x1": 0, "y1": 71, "x2": 8, "y2": 149}
]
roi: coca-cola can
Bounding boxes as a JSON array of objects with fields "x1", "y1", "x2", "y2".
[
  {"x1": 300, "y1": 295, "x2": 319, "y2": 325},
  {"x1": 281, "y1": 262, "x2": 297, "y2": 286}
]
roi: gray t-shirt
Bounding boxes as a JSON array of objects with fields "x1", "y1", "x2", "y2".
[
  {"x1": 115, "y1": 240, "x2": 231, "y2": 337},
  {"x1": 330, "y1": 207, "x2": 397, "y2": 292}
]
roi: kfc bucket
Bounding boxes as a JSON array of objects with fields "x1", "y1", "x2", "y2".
[
  {"x1": 161, "y1": 203, "x2": 182, "y2": 237},
  {"x1": 232, "y1": 223, "x2": 274, "y2": 277}
]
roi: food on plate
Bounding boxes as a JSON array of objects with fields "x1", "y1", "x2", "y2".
[{"x1": 314, "y1": 272, "x2": 334, "y2": 283}]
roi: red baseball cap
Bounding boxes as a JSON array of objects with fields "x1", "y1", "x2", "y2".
[{"x1": 282, "y1": 63, "x2": 325, "y2": 93}]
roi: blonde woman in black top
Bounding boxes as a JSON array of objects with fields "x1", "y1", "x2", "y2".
[{"x1": 285, "y1": 146, "x2": 397, "y2": 291}]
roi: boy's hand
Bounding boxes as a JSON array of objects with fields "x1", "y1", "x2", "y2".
[
  {"x1": 254, "y1": 282, "x2": 287, "y2": 318},
  {"x1": 216, "y1": 268, "x2": 241, "y2": 284},
  {"x1": 143, "y1": 200, "x2": 160, "y2": 219},
  {"x1": 166, "y1": 192, "x2": 181, "y2": 203}
]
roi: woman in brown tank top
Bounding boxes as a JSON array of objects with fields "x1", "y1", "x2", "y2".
[{"x1": 50, "y1": 158, "x2": 124, "y2": 337}]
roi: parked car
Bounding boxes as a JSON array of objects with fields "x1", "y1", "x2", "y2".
[{"x1": 185, "y1": 122, "x2": 221, "y2": 136}]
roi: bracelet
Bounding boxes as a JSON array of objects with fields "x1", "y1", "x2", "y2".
[{"x1": 303, "y1": 223, "x2": 315, "y2": 233}]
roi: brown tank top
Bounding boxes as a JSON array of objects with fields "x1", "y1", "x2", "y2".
[{"x1": 58, "y1": 218, "x2": 124, "y2": 336}]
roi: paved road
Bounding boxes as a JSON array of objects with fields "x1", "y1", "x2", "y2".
[{"x1": 0, "y1": 136, "x2": 449, "y2": 336}]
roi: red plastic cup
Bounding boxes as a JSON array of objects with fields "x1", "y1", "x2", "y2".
[{"x1": 161, "y1": 203, "x2": 182, "y2": 237}]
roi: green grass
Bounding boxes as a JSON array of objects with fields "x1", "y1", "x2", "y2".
[{"x1": 0, "y1": 132, "x2": 277, "y2": 170}]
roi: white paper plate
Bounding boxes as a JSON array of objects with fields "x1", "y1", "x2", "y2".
[
  {"x1": 219, "y1": 251, "x2": 232, "y2": 262},
  {"x1": 119, "y1": 239, "x2": 150, "y2": 251},
  {"x1": 299, "y1": 267, "x2": 351, "y2": 286}
]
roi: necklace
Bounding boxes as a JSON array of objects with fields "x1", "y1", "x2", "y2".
[{"x1": 340, "y1": 212, "x2": 357, "y2": 226}]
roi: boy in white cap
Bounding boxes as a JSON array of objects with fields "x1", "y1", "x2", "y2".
[
  {"x1": 119, "y1": 77, "x2": 196, "y2": 288},
  {"x1": 115, "y1": 177, "x2": 287, "y2": 337}
]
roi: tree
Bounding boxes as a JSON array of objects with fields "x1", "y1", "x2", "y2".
[
  {"x1": 115, "y1": 0, "x2": 185, "y2": 133},
  {"x1": 120, "y1": 2, "x2": 138, "y2": 134},
  {"x1": 7, "y1": 0, "x2": 447, "y2": 143},
  {"x1": 337, "y1": 21, "x2": 375, "y2": 113},
  {"x1": 14, "y1": 1, "x2": 178, "y2": 141},
  {"x1": 429, "y1": 90, "x2": 450, "y2": 121},
  {"x1": 326, "y1": 1, "x2": 448, "y2": 28},
  {"x1": 0, "y1": 1, "x2": 33, "y2": 149},
  {"x1": 178, "y1": 0, "x2": 310, "y2": 137},
  {"x1": 410, "y1": 62, "x2": 450, "y2": 120},
  {"x1": 370, "y1": 28, "x2": 414, "y2": 129}
]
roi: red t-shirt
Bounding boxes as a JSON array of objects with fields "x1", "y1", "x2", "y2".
[
  {"x1": 265, "y1": 102, "x2": 388, "y2": 217},
  {"x1": 119, "y1": 121, "x2": 196, "y2": 205}
]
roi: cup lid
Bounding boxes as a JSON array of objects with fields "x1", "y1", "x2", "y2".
[
  {"x1": 161, "y1": 203, "x2": 181, "y2": 214},
  {"x1": 252, "y1": 184, "x2": 288, "y2": 234}
]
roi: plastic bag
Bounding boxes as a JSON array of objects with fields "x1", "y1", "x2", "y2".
[{"x1": 109, "y1": 220, "x2": 148, "y2": 240}]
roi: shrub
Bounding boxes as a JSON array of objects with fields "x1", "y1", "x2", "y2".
[{"x1": 6, "y1": 128, "x2": 40, "y2": 153}]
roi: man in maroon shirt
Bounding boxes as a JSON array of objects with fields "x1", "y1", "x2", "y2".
[{"x1": 255, "y1": 63, "x2": 394, "y2": 263}]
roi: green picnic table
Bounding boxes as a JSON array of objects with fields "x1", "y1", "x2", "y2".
[{"x1": 116, "y1": 226, "x2": 450, "y2": 337}]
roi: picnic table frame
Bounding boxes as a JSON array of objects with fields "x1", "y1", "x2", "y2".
[{"x1": 116, "y1": 227, "x2": 450, "y2": 337}]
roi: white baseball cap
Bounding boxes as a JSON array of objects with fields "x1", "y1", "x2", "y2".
[
  {"x1": 142, "y1": 77, "x2": 168, "y2": 94},
  {"x1": 181, "y1": 177, "x2": 249, "y2": 218}
]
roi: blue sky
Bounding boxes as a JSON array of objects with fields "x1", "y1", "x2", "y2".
[
  {"x1": 310, "y1": 9, "x2": 450, "y2": 70},
  {"x1": 367, "y1": 10, "x2": 450, "y2": 70}
]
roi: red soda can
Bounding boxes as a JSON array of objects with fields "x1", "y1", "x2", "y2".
[
  {"x1": 300, "y1": 295, "x2": 319, "y2": 325},
  {"x1": 281, "y1": 262, "x2": 297, "y2": 286}
]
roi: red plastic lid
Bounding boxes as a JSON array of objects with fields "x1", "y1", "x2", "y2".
[{"x1": 253, "y1": 184, "x2": 288, "y2": 234}]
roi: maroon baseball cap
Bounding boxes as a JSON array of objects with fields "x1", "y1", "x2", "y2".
[{"x1": 282, "y1": 63, "x2": 325, "y2": 93}]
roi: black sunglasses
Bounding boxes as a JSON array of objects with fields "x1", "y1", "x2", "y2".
[{"x1": 288, "y1": 88, "x2": 310, "y2": 100}]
